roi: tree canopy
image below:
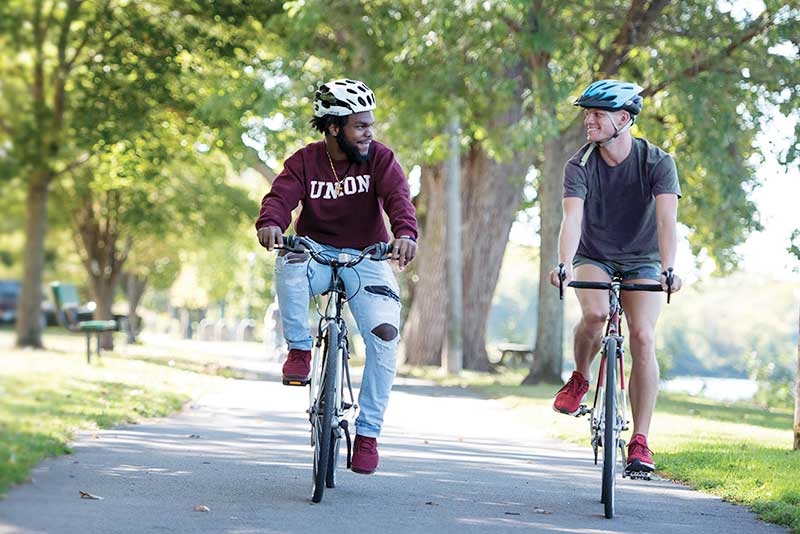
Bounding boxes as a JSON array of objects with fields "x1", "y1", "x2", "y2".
[
  {"x1": 2, "y1": 1, "x2": 797, "y2": 372},
  {"x1": 0, "y1": 0, "x2": 279, "y2": 346}
]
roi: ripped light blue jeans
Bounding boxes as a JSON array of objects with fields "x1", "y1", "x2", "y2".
[{"x1": 274, "y1": 239, "x2": 401, "y2": 438}]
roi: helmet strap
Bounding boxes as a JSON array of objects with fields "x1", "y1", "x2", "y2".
[{"x1": 596, "y1": 111, "x2": 634, "y2": 147}]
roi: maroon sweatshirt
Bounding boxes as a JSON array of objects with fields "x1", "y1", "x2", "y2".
[{"x1": 255, "y1": 140, "x2": 418, "y2": 249}]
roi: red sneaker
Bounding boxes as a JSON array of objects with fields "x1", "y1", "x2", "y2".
[
  {"x1": 626, "y1": 433, "x2": 655, "y2": 472},
  {"x1": 351, "y1": 435, "x2": 379, "y2": 475},
  {"x1": 281, "y1": 349, "x2": 311, "y2": 384},
  {"x1": 553, "y1": 371, "x2": 590, "y2": 415}
]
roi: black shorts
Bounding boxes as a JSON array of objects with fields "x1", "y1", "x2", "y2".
[{"x1": 573, "y1": 254, "x2": 661, "y2": 282}]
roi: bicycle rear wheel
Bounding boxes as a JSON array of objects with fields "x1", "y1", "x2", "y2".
[
  {"x1": 601, "y1": 337, "x2": 618, "y2": 518},
  {"x1": 311, "y1": 324, "x2": 338, "y2": 503}
]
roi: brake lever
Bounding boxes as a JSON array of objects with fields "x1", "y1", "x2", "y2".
[
  {"x1": 665, "y1": 267, "x2": 674, "y2": 304},
  {"x1": 277, "y1": 235, "x2": 308, "y2": 254}
]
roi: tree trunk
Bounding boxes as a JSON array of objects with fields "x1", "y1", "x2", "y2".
[
  {"x1": 524, "y1": 120, "x2": 585, "y2": 385},
  {"x1": 88, "y1": 268, "x2": 121, "y2": 350},
  {"x1": 123, "y1": 272, "x2": 148, "y2": 343},
  {"x1": 77, "y1": 195, "x2": 129, "y2": 350},
  {"x1": 460, "y1": 142, "x2": 526, "y2": 371},
  {"x1": 794, "y1": 303, "x2": 799, "y2": 450},
  {"x1": 15, "y1": 174, "x2": 50, "y2": 348},
  {"x1": 404, "y1": 68, "x2": 529, "y2": 371},
  {"x1": 402, "y1": 164, "x2": 448, "y2": 366}
]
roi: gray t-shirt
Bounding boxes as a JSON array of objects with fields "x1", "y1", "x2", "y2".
[{"x1": 563, "y1": 137, "x2": 681, "y2": 262}]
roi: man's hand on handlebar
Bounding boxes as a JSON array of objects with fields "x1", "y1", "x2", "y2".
[
  {"x1": 660, "y1": 268, "x2": 682, "y2": 294},
  {"x1": 390, "y1": 237, "x2": 417, "y2": 270},
  {"x1": 257, "y1": 226, "x2": 283, "y2": 250},
  {"x1": 549, "y1": 263, "x2": 572, "y2": 288}
]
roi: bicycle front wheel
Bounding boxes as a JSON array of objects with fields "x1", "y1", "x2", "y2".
[
  {"x1": 311, "y1": 323, "x2": 339, "y2": 503},
  {"x1": 601, "y1": 337, "x2": 618, "y2": 518},
  {"x1": 326, "y1": 334, "x2": 344, "y2": 489},
  {"x1": 326, "y1": 429, "x2": 341, "y2": 488}
]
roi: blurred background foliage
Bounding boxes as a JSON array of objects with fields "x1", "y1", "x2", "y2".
[{"x1": 0, "y1": 0, "x2": 797, "y2": 401}]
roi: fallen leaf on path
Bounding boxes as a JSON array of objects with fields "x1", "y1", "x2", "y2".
[
  {"x1": 188, "y1": 434, "x2": 201, "y2": 439},
  {"x1": 424, "y1": 501, "x2": 438, "y2": 506},
  {"x1": 79, "y1": 491, "x2": 103, "y2": 500},
  {"x1": 194, "y1": 504, "x2": 210, "y2": 512}
]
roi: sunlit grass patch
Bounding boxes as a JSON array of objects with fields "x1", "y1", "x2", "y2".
[
  {"x1": 403, "y1": 366, "x2": 800, "y2": 533},
  {"x1": 660, "y1": 441, "x2": 800, "y2": 533},
  {"x1": 0, "y1": 340, "x2": 222, "y2": 496}
]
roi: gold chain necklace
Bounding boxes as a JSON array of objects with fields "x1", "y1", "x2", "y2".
[{"x1": 324, "y1": 146, "x2": 345, "y2": 196}]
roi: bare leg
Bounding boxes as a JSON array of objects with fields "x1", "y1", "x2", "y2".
[
  {"x1": 621, "y1": 284, "x2": 663, "y2": 437},
  {"x1": 572, "y1": 264, "x2": 612, "y2": 378}
]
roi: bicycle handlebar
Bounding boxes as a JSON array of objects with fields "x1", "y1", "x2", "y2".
[
  {"x1": 568, "y1": 281, "x2": 663, "y2": 291},
  {"x1": 557, "y1": 262, "x2": 673, "y2": 302},
  {"x1": 279, "y1": 235, "x2": 393, "y2": 267}
]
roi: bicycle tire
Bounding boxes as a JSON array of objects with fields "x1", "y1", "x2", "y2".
[
  {"x1": 601, "y1": 337, "x2": 618, "y2": 518},
  {"x1": 311, "y1": 324, "x2": 338, "y2": 503},
  {"x1": 326, "y1": 331, "x2": 343, "y2": 489},
  {"x1": 326, "y1": 430, "x2": 340, "y2": 488}
]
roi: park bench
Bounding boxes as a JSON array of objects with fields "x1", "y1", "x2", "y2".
[
  {"x1": 492, "y1": 342, "x2": 535, "y2": 368},
  {"x1": 50, "y1": 281, "x2": 118, "y2": 363}
]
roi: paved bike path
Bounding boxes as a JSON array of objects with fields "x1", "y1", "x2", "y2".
[{"x1": 0, "y1": 363, "x2": 787, "y2": 533}]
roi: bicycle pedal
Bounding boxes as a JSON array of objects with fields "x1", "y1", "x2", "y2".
[
  {"x1": 575, "y1": 405, "x2": 590, "y2": 417},
  {"x1": 282, "y1": 377, "x2": 310, "y2": 387},
  {"x1": 624, "y1": 470, "x2": 652, "y2": 481}
]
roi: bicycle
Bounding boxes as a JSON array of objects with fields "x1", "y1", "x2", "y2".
[
  {"x1": 558, "y1": 263, "x2": 673, "y2": 518},
  {"x1": 277, "y1": 235, "x2": 392, "y2": 503}
]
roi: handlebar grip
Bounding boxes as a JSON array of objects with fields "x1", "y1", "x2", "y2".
[
  {"x1": 558, "y1": 262, "x2": 565, "y2": 301},
  {"x1": 665, "y1": 267, "x2": 674, "y2": 304},
  {"x1": 279, "y1": 235, "x2": 308, "y2": 253},
  {"x1": 371, "y1": 242, "x2": 393, "y2": 260}
]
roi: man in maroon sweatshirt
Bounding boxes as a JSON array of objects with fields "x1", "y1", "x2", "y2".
[{"x1": 256, "y1": 79, "x2": 418, "y2": 474}]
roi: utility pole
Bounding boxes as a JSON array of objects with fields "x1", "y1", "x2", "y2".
[
  {"x1": 443, "y1": 117, "x2": 463, "y2": 374},
  {"x1": 794, "y1": 304, "x2": 799, "y2": 450}
]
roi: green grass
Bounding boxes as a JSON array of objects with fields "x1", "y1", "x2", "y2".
[
  {"x1": 399, "y1": 365, "x2": 800, "y2": 534},
  {"x1": 0, "y1": 331, "x2": 224, "y2": 497}
]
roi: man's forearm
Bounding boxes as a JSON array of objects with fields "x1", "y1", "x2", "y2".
[
  {"x1": 657, "y1": 223, "x2": 677, "y2": 270},
  {"x1": 558, "y1": 218, "x2": 581, "y2": 266}
]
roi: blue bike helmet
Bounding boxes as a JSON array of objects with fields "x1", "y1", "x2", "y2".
[{"x1": 574, "y1": 79, "x2": 643, "y2": 115}]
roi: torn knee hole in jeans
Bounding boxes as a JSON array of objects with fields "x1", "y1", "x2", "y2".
[
  {"x1": 371, "y1": 323, "x2": 398, "y2": 341},
  {"x1": 279, "y1": 250, "x2": 309, "y2": 264}
]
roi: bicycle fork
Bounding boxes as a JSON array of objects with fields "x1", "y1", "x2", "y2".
[
  {"x1": 590, "y1": 334, "x2": 629, "y2": 463},
  {"x1": 333, "y1": 324, "x2": 359, "y2": 468},
  {"x1": 307, "y1": 319, "x2": 358, "y2": 465}
]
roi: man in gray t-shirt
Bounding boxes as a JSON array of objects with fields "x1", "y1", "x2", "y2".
[{"x1": 548, "y1": 80, "x2": 683, "y2": 475}]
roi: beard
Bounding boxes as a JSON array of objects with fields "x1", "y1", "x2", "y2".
[{"x1": 336, "y1": 130, "x2": 370, "y2": 163}]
